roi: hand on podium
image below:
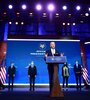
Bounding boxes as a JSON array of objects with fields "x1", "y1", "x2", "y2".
[
  {"x1": 45, "y1": 53, "x2": 48, "y2": 58},
  {"x1": 60, "y1": 53, "x2": 64, "y2": 57}
]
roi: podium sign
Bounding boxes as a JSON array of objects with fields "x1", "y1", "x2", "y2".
[
  {"x1": 46, "y1": 56, "x2": 67, "y2": 97},
  {"x1": 46, "y1": 56, "x2": 67, "y2": 64}
]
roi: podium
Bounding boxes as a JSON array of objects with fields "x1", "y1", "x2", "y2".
[{"x1": 46, "y1": 56, "x2": 67, "y2": 97}]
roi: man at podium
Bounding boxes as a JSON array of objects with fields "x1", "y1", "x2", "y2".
[{"x1": 44, "y1": 42, "x2": 62, "y2": 93}]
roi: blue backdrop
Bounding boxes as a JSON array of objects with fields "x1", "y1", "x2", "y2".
[{"x1": 6, "y1": 39, "x2": 81, "y2": 84}]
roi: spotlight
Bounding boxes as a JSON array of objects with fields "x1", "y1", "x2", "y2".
[
  {"x1": 29, "y1": 12, "x2": 33, "y2": 17},
  {"x1": 56, "y1": 13, "x2": 59, "y2": 17},
  {"x1": 47, "y1": 3, "x2": 55, "y2": 11},
  {"x1": 63, "y1": 23, "x2": 65, "y2": 25},
  {"x1": 16, "y1": 12, "x2": 20, "y2": 15},
  {"x1": 43, "y1": 13, "x2": 47, "y2": 17},
  {"x1": 8, "y1": 4, "x2": 13, "y2": 9},
  {"x1": 67, "y1": 23, "x2": 70, "y2": 25},
  {"x1": 22, "y1": 4, "x2": 27, "y2": 10},
  {"x1": 73, "y1": 23, "x2": 76, "y2": 25},
  {"x1": 3, "y1": 12, "x2": 7, "y2": 15},
  {"x1": 21, "y1": 22, "x2": 24, "y2": 25},
  {"x1": 15, "y1": 22, "x2": 18, "y2": 25},
  {"x1": 36, "y1": 4, "x2": 42, "y2": 11},
  {"x1": 89, "y1": 7, "x2": 90, "y2": 11},
  {"x1": 85, "y1": 13, "x2": 89, "y2": 16},
  {"x1": 80, "y1": 21, "x2": 83, "y2": 23},
  {"x1": 76, "y1": 5, "x2": 81, "y2": 11},
  {"x1": 62, "y1": 5, "x2": 67, "y2": 10},
  {"x1": 9, "y1": 22, "x2": 12, "y2": 24}
]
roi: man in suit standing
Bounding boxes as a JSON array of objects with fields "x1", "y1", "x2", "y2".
[
  {"x1": 44, "y1": 42, "x2": 62, "y2": 93},
  {"x1": 62, "y1": 62, "x2": 70, "y2": 89},
  {"x1": 8, "y1": 62, "x2": 16, "y2": 90},
  {"x1": 74, "y1": 60, "x2": 82, "y2": 90},
  {"x1": 28, "y1": 61, "x2": 37, "y2": 91}
]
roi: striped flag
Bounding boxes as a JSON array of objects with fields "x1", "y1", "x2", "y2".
[
  {"x1": 82, "y1": 67, "x2": 89, "y2": 85},
  {"x1": 0, "y1": 58, "x2": 6, "y2": 85}
]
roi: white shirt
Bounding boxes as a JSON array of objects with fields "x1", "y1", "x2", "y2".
[{"x1": 51, "y1": 48, "x2": 55, "y2": 55}]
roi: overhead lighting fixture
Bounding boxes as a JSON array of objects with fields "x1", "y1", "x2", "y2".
[
  {"x1": 36, "y1": 4, "x2": 42, "y2": 11},
  {"x1": 43, "y1": 13, "x2": 47, "y2": 17},
  {"x1": 63, "y1": 23, "x2": 65, "y2": 25},
  {"x1": 15, "y1": 22, "x2": 18, "y2": 25},
  {"x1": 3, "y1": 12, "x2": 7, "y2": 15},
  {"x1": 47, "y1": 3, "x2": 55, "y2": 11},
  {"x1": 76, "y1": 5, "x2": 81, "y2": 11},
  {"x1": 62, "y1": 5, "x2": 67, "y2": 10},
  {"x1": 8, "y1": 4, "x2": 13, "y2": 9},
  {"x1": 22, "y1": 4, "x2": 27, "y2": 10},
  {"x1": 67, "y1": 23, "x2": 70, "y2": 25},
  {"x1": 56, "y1": 13, "x2": 59, "y2": 17},
  {"x1": 73, "y1": 23, "x2": 76, "y2": 25},
  {"x1": 21, "y1": 22, "x2": 24, "y2": 25},
  {"x1": 80, "y1": 21, "x2": 84, "y2": 23},
  {"x1": 85, "y1": 13, "x2": 89, "y2": 16},
  {"x1": 29, "y1": 12, "x2": 33, "y2": 16},
  {"x1": 9, "y1": 22, "x2": 12, "y2": 24},
  {"x1": 88, "y1": 7, "x2": 90, "y2": 11}
]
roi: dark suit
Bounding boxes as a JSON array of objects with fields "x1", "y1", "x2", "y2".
[
  {"x1": 62, "y1": 65, "x2": 70, "y2": 88},
  {"x1": 28, "y1": 65, "x2": 37, "y2": 91},
  {"x1": 45, "y1": 49, "x2": 60, "y2": 92},
  {"x1": 74, "y1": 64, "x2": 82, "y2": 90},
  {"x1": 8, "y1": 66, "x2": 16, "y2": 89}
]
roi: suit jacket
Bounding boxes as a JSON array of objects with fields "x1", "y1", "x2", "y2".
[
  {"x1": 44, "y1": 49, "x2": 60, "y2": 68},
  {"x1": 44, "y1": 49, "x2": 60, "y2": 61},
  {"x1": 8, "y1": 66, "x2": 16, "y2": 77},
  {"x1": 74, "y1": 64, "x2": 82, "y2": 75},
  {"x1": 28, "y1": 66, "x2": 37, "y2": 77}
]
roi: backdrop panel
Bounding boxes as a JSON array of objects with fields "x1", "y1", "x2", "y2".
[{"x1": 6, "y1": 39, "x2": 81, "y2": 84}]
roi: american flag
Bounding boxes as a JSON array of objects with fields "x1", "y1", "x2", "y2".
[
  {"x1": 0, "y1": 58, "x2": 6, "y2": 85},
  {"x1": 82, "y1": 67, "x2": 89, "y2": 85}
]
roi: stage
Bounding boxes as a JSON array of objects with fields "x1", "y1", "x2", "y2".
[{"x1": 0, "y1": 87, "x2": 90, "y2": 100}]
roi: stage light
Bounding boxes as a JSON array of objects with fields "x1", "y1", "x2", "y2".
[
  {"x1": 9, "y1": 22, "x2": 12, "y2": 24},
  {"x1": 16, "y1": 12, "x2": 20, "y2": 15},
  {"x1": 47, "y1": 3, "x2": 55, "y2": 11},
  {"x1": 21, "y1": 22, "x2": 24, "y2": 25},
  {"x1": 76, "y1": 6, "x2": 81, "y2": 11},
  {"x1": 85, "y1": 13, "x2": 89, "y2": 16},
  {"x1": 63, "y1": 23, "x2": 65, "y2": 25},
  {"x1": 43, "y1": 13, "x2": 47, "y2": 17},
  {"x1": 73, "y1": 23, "x2": 76, "y2": 25},
  {"x1": 62, "y1": 5, "x2": 67, "y2": 10},
  {"x1": 56, "y1": 13, "x2": 59, "y2": 17},
  {"x1": 15, "y1": 22, "x2": 18, "y2": 25},
  {"x1": 36, "y1": 4, "x2": 42, "y2": 11},
  {"x1": 22, "y1": 4, "x2": 27, "y2": 10},
  {"x1": 29, "y1": 12, "x2": 33, "y2": 17},
  {"x1": 89, "y1": 7, "x2": 90, "y2": 11},
  {"x1": 80, "y1": 21, "x2": 83, "y2": 23},
  {"x1": 56, "y1": 13, "x2": 59, "y2": 16},
  {"x1": 67, "y1": 23, "x2": 70, "y2": 25},
  {"x1": 8, "y1": 4, "x2": 13, "y2": 9},
  {"x1": 3, "y1": 12, "x2": 7, "y2": 15}
]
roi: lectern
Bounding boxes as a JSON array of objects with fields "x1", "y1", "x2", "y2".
[{"x1": 46, "y1": 56, "x2": 67, "y2": 97}]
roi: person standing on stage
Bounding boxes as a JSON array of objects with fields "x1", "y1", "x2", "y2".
[
  {"x1": 28, "y1": 61, "x2": 37, "y2": 91},
  {"x1": 62, "y1": 62, "x2": 70, "y2": 89},
  {"x1": 74, "y1": 60, "x2": 82, "y2": 90},
  {"x1": 44, "y1": 42, "x2": 63, "y2": 93},
  {"x1": 8, "y1": 61, "x2": 16, "y2": 90}
]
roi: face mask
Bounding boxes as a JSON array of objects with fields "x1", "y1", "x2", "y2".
[
  {"x1": 76, "y1": 62, "x2": 78, "y2": 65},
  {"x1": 31, "y1": 62, "x2": 34, "y2": 68}
]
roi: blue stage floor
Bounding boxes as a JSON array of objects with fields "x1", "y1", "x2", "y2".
[{"x1": 0, "y1": 87, "x2": 90, "y2": 100}]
